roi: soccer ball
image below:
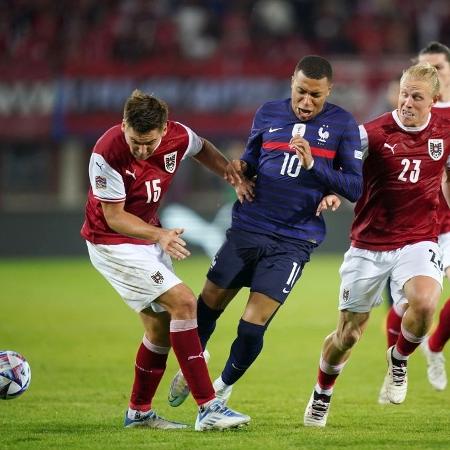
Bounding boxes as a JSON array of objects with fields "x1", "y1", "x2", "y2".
[{"x1": 0, "y1": 350, "x2": 31, "y2": 400}]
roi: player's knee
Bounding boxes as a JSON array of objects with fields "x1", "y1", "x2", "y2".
[
  {"x1": 167, "y1": 293, "x2": 197, "y2": 319},
  {"x1": 408, "y1": 293, "x2": 438, "y2": 319}
]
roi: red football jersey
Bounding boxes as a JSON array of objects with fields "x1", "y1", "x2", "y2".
[
  {"x1": 81, "y1": 121, "x2": 203, "y2": 245},
  {"x1": 433, "y1": 102, "x2": 450, "y2": 234},
  {"x1": 351, "y1": 110, "x2": 450, "y2": 251}
]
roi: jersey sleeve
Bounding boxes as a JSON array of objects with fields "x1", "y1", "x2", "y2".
[
  {"x1": 240, "y1": 106, "x2": 265, "y2": 177},
  {"x1": 89, "y1": 153, "x2": 126, "y2": 202},
  {"x1": 178, "y1": 123, "x2": 203, "y2": 159},
  {"x1": 308, "y1": 115, "x2": 363, "y2": 202},
  {"x1": 359, "y1": 125, "x2": 369, "y2": 156}
]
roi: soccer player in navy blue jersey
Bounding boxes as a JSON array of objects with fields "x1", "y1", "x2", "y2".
[{"x1": 168, "y1": 55, "x2": 364, "y2": 408}]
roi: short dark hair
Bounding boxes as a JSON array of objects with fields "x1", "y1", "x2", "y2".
[
  {"x1": 294, "y1": 55, "x2": 333, "y2": 81},
  {"x1": 419, "y1": 41, "x2": 450, "y2": 63},
  {"x1": 123, "y1": 89, "x2": 168, "y2": 134}
]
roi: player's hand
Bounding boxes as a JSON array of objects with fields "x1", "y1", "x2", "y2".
[
  {"x1": 235, "y1": 177, "x2": 255, "y2": 203},
  {"x1": 158, "y1": 228, "x2": 191, "y2": 260},
  {"x1": 316, "y1": 194, "x2": 341, "y2": 216},
  {"x1": 289, "y1": 135, "x2": 314, "y2": 169},
  {"x1": 225, "y1": 160, "x2": 248, "y2": 186}
]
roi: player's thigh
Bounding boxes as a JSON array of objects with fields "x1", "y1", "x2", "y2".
[
  {"x1": 338, "y1": 247, "x2": 391, "y2": 313},
  {"x1": 206, "y1": 229, "x2": 263, "y2": 289},
  {"x1": 250, "y1": 240, "x2": 314, "y2": 303},
  {"x1": 87, "y1": 241, "x2": 181, "y2": 313},
  {"x1": 391, "y1": 241, "x2": 443, "y2": 307}
]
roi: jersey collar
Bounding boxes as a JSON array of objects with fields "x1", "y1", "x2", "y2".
[{"x1": 391, "y1": 109, "x2": 431, "y2": 133}]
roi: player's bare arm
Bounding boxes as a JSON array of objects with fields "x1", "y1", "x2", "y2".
[
  {"x1": 289, "y1": 135, "x2": 314, "y2": 169},
  {"x1": 101, "y1": 201, "x2": 190, "y2": 260},
  {"x1": 193, "y1": 138, "x2": 229, "y2": 178},
  {"x1": 316, "y1": 194, "x2": 341, "y2": 216}
]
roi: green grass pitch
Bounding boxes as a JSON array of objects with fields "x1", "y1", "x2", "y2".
[{"x1": 0, "y1": 255, "x2": 449, "y2": 449}]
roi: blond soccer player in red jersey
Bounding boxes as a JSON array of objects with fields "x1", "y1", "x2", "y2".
[
  {"x1": 304, "y1": 63, "x2": 450, "y2": 427},
  {"x1": 382, "y1": 42, "x2": 450, "y2": 400}
]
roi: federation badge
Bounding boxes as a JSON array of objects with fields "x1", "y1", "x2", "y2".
[
  {"x1": 95, "y1": 176, "x2": 107, "y2": 189},
  {"x1": 428, "y1": 139, "x2": 444, "y2": 161},
  {"x1": 151, "y1": 271, "x2": 164, "y2": 285},
  {"x1": 164, "y1": 151, "x2": 177, "y2": 173},
  {"x1": 342, "y1": 288, "x2": 350, "y2": 303},
  {"x1": 292, "y1": 123, "x2": 306, "y2": 137}
]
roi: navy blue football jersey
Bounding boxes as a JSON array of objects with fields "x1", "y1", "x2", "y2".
[{"x1": 231, "y1": 98, "x2": 363, "y2": 245}]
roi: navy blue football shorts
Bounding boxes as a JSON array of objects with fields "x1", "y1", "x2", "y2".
[{"x1": 207, "y1": 228, "x2": 316, "y2": 303}]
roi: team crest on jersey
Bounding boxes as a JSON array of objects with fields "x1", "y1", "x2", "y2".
[
  {"x1": 164, "y1": 151, "x2": 177, "y2": 173},
  {"x1": 342, "y1": 288, "x2": 350, "y2": 303},
  {"x1": 317, "y1": 125, "x2": 330, "y2": 144},
  {"x1": 292, "y1": 123, "x2": 306, "y2": 137},
  {"x1": 150, "y1": 271, "x2": 164, "y2": 284},
  {"x1": 428, "y1": 139, "x2": 444, "y2": 160},
  {"x1": 95, "y1": 176, "x2": 107, "y2": 189}
]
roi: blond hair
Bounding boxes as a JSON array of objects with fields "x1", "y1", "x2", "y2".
[{"x1": 400, "y1": 63, "x2": 440, "y2": 97}]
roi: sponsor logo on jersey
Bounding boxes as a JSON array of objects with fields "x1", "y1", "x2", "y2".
[
  {"x1": 354, "y1": 150, "x2": 363, "y2": 159},
  {"x1": 188, "y1": 351, "x2": 205, "y2": 361},
  {"x1": 428, "y1": 139, "x2": 444, "y2": 160},
  {"x1": 383, "y1": 142, "x2": 398, "y2": 154},
  {"x1": 269, "y1": 127, "x2": 283, "y2": 133},
  {"x1": 125, "y1": 169, "x2": 136, "y2": 180},
  {"x1": 95, "y1": 176, "x2": 107, "y2": 189},
  {"x1": 164, "y1": 151, "x2": 177, "y2": 173},
  {"x1": 292, "y1": 123, "x2": 306, "y2": 137},
  {"x1": 150, "y1": 271, "x2": 164, "y2": 284},
  {"x1": 317, "y1": 125, "x2": 330, "y2": 143}
]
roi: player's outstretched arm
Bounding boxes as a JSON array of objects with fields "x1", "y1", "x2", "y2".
[
  {"x1": 193, "y1": 138, "x2": 229, "y2": 178},
  {"x1": 101, "y1": 201, "x2": 191, "y2": 260}
]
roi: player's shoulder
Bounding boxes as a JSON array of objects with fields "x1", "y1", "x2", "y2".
[
  {"x1": 154, "y1": 120, "x2": 194, "y2": 157},
  {"x1": 166, "y1": 120, "x2": 190, "y2": 137},
  {"x1": 432, "y1": 102, "x2": 450, "y2": 120},
  {"x1": 363, "y1": 111, "x2": 394, "y2": 132},
  {"x1": 321, "y1": 102, "x2": 358, "y2": 127},
  {"x1": 257, "y1": 98, "x2": 290, "y2": 116},
  {"x1": 93, "y1": 124, "x2": 126, "y2": 157}
]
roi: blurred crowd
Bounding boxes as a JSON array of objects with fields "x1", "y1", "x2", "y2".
[{"x1": 1, "y1": 0, "x2": 449, "y2": 72}]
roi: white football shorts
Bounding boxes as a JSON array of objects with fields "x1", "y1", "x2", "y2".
[
  {"x1": 438, "y1": 231, "x2": 450, "y2": 271},
  {"x1": 86, "y1": 241, "x2": 182, "y2": 313},
  {"x1": 338, "y1": 241, "x2": 443, "y2": 313}
]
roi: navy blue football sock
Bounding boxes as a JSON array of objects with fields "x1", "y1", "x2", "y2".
[
  {"x1": 197, "y1": 295, "x2": 224, "y2": 349},
  {"x1": 221, "y1": 319, "x2": 265, "y2": 385}
]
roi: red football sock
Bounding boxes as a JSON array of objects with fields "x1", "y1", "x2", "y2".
[
  {"x1": 395, "y1": 324, "x2": 423, "y2": 357},
  {"x1": 429, "y1": 299, "x2": 450, "y2": 352},
  {"x1": 129, "y1": 337, "x2": 169, "y2": 411},
  {"x1": 318, "y1": 368, "x2": 339, "y2": 390},
  {"x1": 386, "y1": 306, "x2": 402, "y2": 348},
  {"x1": 170, "y1": 319, "x2": 215, "y2": 406},
  {"x1": 317, "y1": 356, "x2": 346, "y2": 391}
]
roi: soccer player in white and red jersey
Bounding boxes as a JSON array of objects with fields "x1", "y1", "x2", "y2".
[
  {"x1": 382, "y1": 42, "x2": 450, "y2": 397},
  {"x1": 304, "y1": 63, "x2": 450, "y2": 427},
  {"x1": 80, "y1": 89, "x2": 251, "y2": 431}
]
